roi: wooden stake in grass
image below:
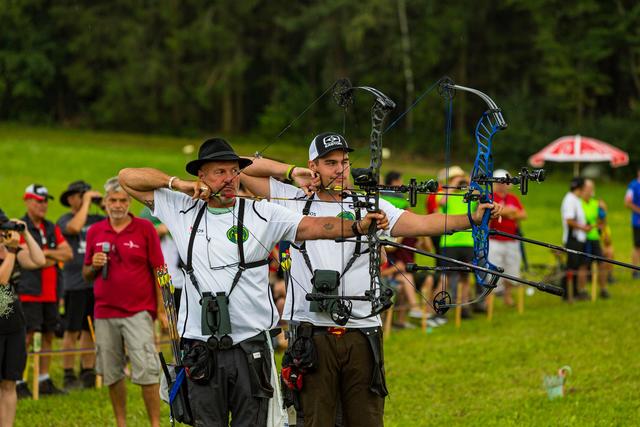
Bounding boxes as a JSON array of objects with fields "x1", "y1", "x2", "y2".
[
  {"x1": 384, "y1": 306, "x2": 393, "y2": 338},
  {"x1": 517, "y1": 286, "x2": 525, "y2": 314},
  {"x1": 486, "y1": 293, "x2": 494, "y2": 322},
  {"x1": 32, "y1": 332, "x2": 41, "y2": 400},
  {"x1": 455, "y1": 282, "x2": 462, "y2": 328},
  {"x1": 87, "y1": 315, "x2": 102, "y2": 388},
  {"x1": 591, "y1": 263, "x2": 598, "y2": 302}
]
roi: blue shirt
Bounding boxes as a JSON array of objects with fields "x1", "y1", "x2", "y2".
[{"x1": 626, "y1": 179, "x2": 640, "y2": 227}]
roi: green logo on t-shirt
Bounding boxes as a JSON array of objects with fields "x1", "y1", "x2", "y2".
[
  {"x1": 336, "y1": 211, "x2": 355, "y2": 221},
  {"x1": 226, "y1": 226, "x2": 249, "y2": 243}
]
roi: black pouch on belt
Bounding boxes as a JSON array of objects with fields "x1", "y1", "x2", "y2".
[
  {"x1": 290, "y1": 322, "x2": 318, "y2": 370},
  {"x1": 361, "y1": 327, "x2": 389, "y2": 398},
  {"x1": 182, "y1": 341, "x2": 213, "y2": 385},
  {"x1": 239, "y1": 333, "x2": 274, "y2": 399}
]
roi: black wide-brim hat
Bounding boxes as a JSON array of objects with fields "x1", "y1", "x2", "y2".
[
  {"x1": 60, "y1": 180, "x2": 92, "y2": 207},
  {"x1": 185, "y1": 138, "x2": 253, "y2": 176}
]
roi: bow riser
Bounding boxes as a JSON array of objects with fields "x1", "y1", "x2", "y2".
[{"x1": 469, "y1": 111, "x2": 503, "y2": 288}]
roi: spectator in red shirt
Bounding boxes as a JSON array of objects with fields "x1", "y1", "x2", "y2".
[
  {"x1": 82, "y1": 177, "x2": 165, "y2": 427},
  {"x1": 17, "y1": 184, "x2": 73, "y2": 397},
  {"x1": 488, "y1": 169, "x2": 527, "y2": 306}
]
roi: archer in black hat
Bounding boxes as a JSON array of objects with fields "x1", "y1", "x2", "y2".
[{"x1": 185, "y1": 138, "x2": 253, "y2": 176}]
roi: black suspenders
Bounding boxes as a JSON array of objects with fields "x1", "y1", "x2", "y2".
[
  {"x1": 228, "y1": 198, "x2": 269, "y2": 296},
  {"x1": 291, "y1": 195, "x2": 364, "y2": 278},
  {"x1": 183, "y1": 198, "x2": 269, "y2": 298}
]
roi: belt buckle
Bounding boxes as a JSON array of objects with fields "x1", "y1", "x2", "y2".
[{"x1": 327, "y1": 327, "x2": 347, "y2": 336}]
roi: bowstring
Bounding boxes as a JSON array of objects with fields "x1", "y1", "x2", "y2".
[
  {"x1": 386, "y1": 257, "x2": 437, "y2": 312},
  {"x1": 440, "y1": 95, "x2": 454, "y2": 308},
  {"x1": 320, "y1": 78, "x2": 444, "y2": 195}
]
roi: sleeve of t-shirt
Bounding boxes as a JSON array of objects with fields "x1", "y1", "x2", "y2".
[
  {"x1": 512, "y1": 195, "x2": 524, "y2": 210},
  {"x1": 625, "y1": 188, "x2": 633, "y2": 201},
  {"x1": 260, "y1": 201, "x2": 304, "y2": 245},
  {"x1": 56, "y1": 214, "x2": 71, "y2": 237},
  {"x1": 54, "y1": 225, "x2": 66, "y2": 245},
  {"x1": 561, "y1": 196, "x2": 576, "y2": 221},
  {"x1": 379, "y1": 198, "x2": 405, "y2": 237},
  {"x1": 153, "y1": 188, "x2": 197, "y2": 231},
  {"x1": 84, "y1": 227, "x2": 96, "y2": 266},
  {"x1": 144, "y1": 220, "x2": 165, "y2": 270},
  {"x1": 269, "y1": 177, "x2": 303, "y2": 206}
]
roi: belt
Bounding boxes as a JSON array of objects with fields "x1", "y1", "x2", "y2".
[
  {"x1": 182, "y1": 328, "x2": 281, "y2": 350},
  {"x1": 311, "y1": 326, "x2": 359, "y2": 337}
]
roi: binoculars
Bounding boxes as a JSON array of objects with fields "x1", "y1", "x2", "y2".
[{"x1": 201, "y1": 292, "x2": 233, "y2": 349}]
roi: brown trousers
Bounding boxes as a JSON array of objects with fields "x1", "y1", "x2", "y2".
[{"x1": 299, "y1": 331, "x2": 384, "y2": 427}]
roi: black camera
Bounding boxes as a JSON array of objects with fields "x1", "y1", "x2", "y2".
[
  {"x1": 309, "y1": 270, "x2": 341, "y2": 313},
  {"x1": 0, "y1": 221, "x2": 25, "y2": 232}
]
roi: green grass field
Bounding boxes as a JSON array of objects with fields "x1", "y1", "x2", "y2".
[{"x1": 3, "y1": 123, "x2": 639, "y2": 426}]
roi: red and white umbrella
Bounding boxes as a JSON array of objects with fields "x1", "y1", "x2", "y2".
[{"x1": 529, "y1": 134, "x2": 629, "y2": 174}]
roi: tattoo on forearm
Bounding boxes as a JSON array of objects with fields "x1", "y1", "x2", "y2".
[
  {"x1": 323, "y1": 222, "x2": 334, "y2": 231},
  {"x1": 143, "y1": 199, "x2": 155, "y2": 210}
]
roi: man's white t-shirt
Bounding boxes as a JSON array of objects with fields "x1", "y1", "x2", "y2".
[
  {"x1": 270, "y1": 178, "x2": 405, "y2": 328},
  {"x1": 153, "y1": 188, "x2": 303, "y2": 343},
  {"x1": 561, "y1": 191, "x2": 586, "y2": 244}
]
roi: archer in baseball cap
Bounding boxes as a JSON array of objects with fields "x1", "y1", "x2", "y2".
[
  {"x1": 185, "y1": 138, "x2": 253, "y2": 176},
  {"x1": 308, "y1": 132, "x2": 354, "y2": 161},
  {"x1": 24, "y1": 184, "x2": 54, "y2": 202}
]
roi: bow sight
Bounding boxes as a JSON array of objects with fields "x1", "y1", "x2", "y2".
[
  {"x1": 473, "y1": 167, "x2": 546, "y2": 196},
  {"x1": 352, "y1": 167, "x2": 438, "y2": 208}
]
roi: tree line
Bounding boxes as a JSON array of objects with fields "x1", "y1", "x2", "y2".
[{"x1": 1, "y1": 0, "x2": 639, "y2": 170}]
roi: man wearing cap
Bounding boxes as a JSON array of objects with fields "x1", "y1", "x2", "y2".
[
  {"x1": 241, "y1": 134, "x2": 501, "y2": 427},
  {"x1": 17, "y1": 184, "x2": 73, "y2": 397},
  {"x1": 118, "y1": 137, "x2": 388, "y2": 426},
  {"x1": 56, "y1": 181, "x2": 105, "y2": 389},
  {"x1": 488, "y1": 169, "x2": 527, "y2": 306}
]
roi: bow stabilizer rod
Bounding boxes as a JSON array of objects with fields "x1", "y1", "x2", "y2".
[{"x1": 489, "y1": 229, "x2": 640, "y2": 271}]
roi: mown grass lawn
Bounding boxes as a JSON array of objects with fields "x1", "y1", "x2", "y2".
[{"x1": 3, "y1": 123, "x2": 639, "y2": 426}]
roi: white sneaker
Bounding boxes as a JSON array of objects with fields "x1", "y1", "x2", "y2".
[
  {"x1": 426, "y1": 318, "x2": 439, "y2": 328},
  {"x1": 435, "y1": 316, "x2": 448, "y2": 325},
  {"x1": 409, "y1": 309, "x2": 424, "y2": 319}
]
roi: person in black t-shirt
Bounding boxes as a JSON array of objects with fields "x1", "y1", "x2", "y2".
[
  {"x1": 57, "y1": 181, "x2": 105, "y2": 389},
  {"x1": 0, "y1": 210, "x2": 45, "y2": 412}
]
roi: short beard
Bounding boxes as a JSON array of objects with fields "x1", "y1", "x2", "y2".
[{"x1": 109, "y1": 210, "x2": 128, "y2": 220}]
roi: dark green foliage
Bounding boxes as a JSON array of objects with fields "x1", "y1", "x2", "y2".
[{"x1": 0, "y1": 0, "x2": 638, "y2": 170}]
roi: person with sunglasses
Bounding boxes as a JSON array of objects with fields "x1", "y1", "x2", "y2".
[{"x1": 16, "y1": 185, "x2": 73, "y2": 398}]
